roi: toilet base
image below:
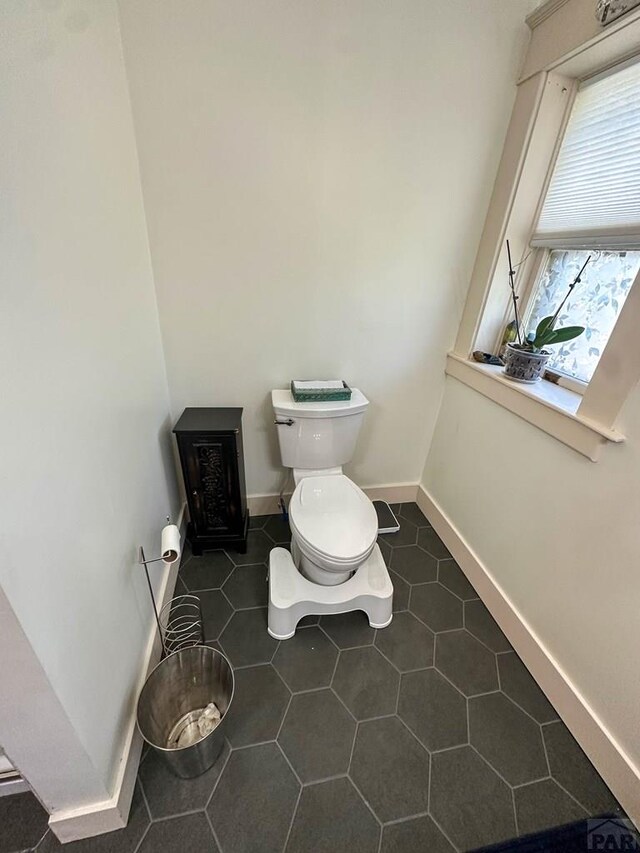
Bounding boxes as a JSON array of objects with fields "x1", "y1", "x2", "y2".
[{"x1": 268, "y1": 544, "x2": 393, "y2": 640}]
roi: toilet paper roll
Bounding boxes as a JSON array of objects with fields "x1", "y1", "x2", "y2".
[{"x1": 161, "y1": 524, "x2": 181, "y2": 564}]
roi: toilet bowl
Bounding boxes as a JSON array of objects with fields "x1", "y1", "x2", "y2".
[{"x1": 288, "y1": 474, "x2": 378, "y2": 585}]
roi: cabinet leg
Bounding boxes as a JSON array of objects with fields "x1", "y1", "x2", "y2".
[{"x1": 191, "y1": 543, "x2": 203, "y2": 557}]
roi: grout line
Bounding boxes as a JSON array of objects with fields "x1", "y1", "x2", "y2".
[
  {"x1": 282, "y1": 784, "x2": 303, "y2": 853},
  {"x1": 204, "y1": 807, "x2": 223, "y2": 853},
  {"x1": 31, "y1": 828, "x2": 50, "y2": 852},
  {"x1": 430, "y1": 742, "x2": 470, "y2": 756},
  {"x1": 204, "y1": 741, "x2": 232, "y2": 811},
  {"x1": 395, "y1": 712, "x2": 433, "y2": 756},
  {"x1": 230, "y1": 738, "x2": 277, "y2": 753},
  {"x1": 275, "y1": 740, "x2": 304, "y2": 788},
  {"x1": 372, "y1": 644, "x2": 403, "y2": 677},
  {"x1": 468, "y1": 743, "x2": 516, "y2": 791},
  {"x1": 299, "y1": 771, "x2": 349, "y2": 788},
  {"x1": 275, "y1": 693, "x2": 294, "y2": 742},
  {"x1": 317, "y1": 623, "x2": 342, "y2": 652},
  {"x1": 348, "y1": 773, "x2": 384, "y2": 829},
  {"x1": 137, "y1": 776, "x2": 153, "y2": 823},
  {"x1": 149, "y1": 806, "x2": 209, "y2": 822},
  {"x1": 511, "y1": 774, "x2": 552, "y2": 790},
  {"x1": 548, "y1": 775, "x2": 592, "y2": 815},
  {"x1": 382, "y1": 809, "x2": 430, "y2": 828},
  {"x1": 132, "y1": 822, "x2": 151, "y2": 853},
  {"x1": 540, "y1": 723, "x2": 553, "y2": 779},
  {"x1": 499, "y1": 689, "x2": 554, "y2": 728},
  {"x1": 511, "y1": 787, "x2": 520, "y2": 837},
  {"x1": 329, "y1": 686, "x2": 359, "y2": 724},
  {"x1": 347, "y1": 720, "x2": 360, "y2": 776},
  {"x1": 429, "y1": 811, "x2": 462, "y2": 853}
]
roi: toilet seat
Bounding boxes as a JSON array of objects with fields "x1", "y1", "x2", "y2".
[{"x1": 289, "y1": 475, "x2": 378, "y2": 573}]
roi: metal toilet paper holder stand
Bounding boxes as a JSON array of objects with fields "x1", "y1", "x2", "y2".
[{"x1": 138, "y1": 516, "x2": 201, "y2": 659}]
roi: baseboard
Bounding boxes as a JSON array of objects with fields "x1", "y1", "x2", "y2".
[
  {"x1": 48, "y1": 503, "x2": 188, "y2": 843},
  {"x1": 416, "y1": 485, "x2": 640, "y2": 829},
  {"x1": 0, "y1": 774, "x2": 30, "y2": 797},
  {"x1": 248, "y1": 482, "x2": 418, "y2": 516}
]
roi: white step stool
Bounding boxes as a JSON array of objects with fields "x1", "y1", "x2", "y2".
[{"x1": 268, "y1": 544, "x2": 394, "y2": 640}]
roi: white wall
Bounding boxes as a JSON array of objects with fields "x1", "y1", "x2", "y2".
[
  {"x1": 0, "y1": 0, "x2": 178, "y2": 803},
  {"x1": 423, "y1": 377, "x2": 640, "y2": 773},
  {"x1": 117, "y1": 0, "x2": 534, "y2": 497}
]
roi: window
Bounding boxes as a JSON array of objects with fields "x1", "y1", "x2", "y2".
[
  {"x1": 524, "y1": 59, "x2": 640, "y2": 388},
  {"x1": 527, "y1": 249, "x2": 640, "y2": 384}
]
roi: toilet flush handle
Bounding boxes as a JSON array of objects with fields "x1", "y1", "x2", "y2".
[{"x1": 274, "y1": 418, "x2": 295, "y2": 426}]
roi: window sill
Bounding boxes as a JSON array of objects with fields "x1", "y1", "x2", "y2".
[{"x1": 445, "y1": 353, "x2": 625, "y2": 461}]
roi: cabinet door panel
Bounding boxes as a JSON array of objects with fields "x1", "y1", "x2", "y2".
[{"x1": 180, "y1": 435, "x2": 239, "y2": 535}]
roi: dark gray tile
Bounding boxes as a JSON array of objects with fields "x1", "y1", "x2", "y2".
[
  {"x1": 286, "y1": 778, "x2": 379, "y2": 853},
  {"x1": 174, "y1": 574, "x2": 189, "y2": 596},
  {"x1": 208, "y1": 743, "x2": 299, "y2": 853},
  {"x1": 514, "y1": 779, "x2": 587, "y2": 836},
  {"x1": 498, "y1": 652, "x2": 558, "y2": 723},
  {"x1": 263, "y1": 515, "x2": 291, "y2": 545},
  {"x1": 435, "y1": 630, "x2": 499, "y2": 696},
  {"x1": 222, "y1": 564, "x2": 268, "y2": 609},
  {"x1": 332, "y1": 647, "x2": 399, "y2": 720},
  {"x1": 388, "y1": 570, "x2": 409, "y2": 612},
  {"x1": 226, "y1": 665, "x2": 290, "y2": 748},
  {"x1": 230, "y1": 531, "x2": 274, "y2": 566},
  {"x1": 543, "y1": 721, "x2": 619, "y2": 814},
  {"x1": 465, "y1": 599, "x2": 512, "y2": 652},
  {"x1": 374, "y1": 611, "x2": 434, "y2": 671},
  {"x1": 180, "y1": 550, "x2": 234, "y2": 591},
  {"x1": 398, "y1": 668, "x2": 467, "y2": 751},
  {"x1": 430, "y1": 746, "x2": 516, "y2": 850},
  {"x1": 389, "y1": 546, "x2": 437, "y2": 585},
  {"x1": 272, "y1": 627, "x2": 337, "y2": 692},
  {"x1": 219, "y1": 609, "x2": 278, "y2": 667},
  {"x1": 409, "y1": 583, "x2": 463, "y2": 632},
  {"x1": 381, "y1": 816, "x2": 455, "y2": 853},
  {"x1": 380, "y1": 517, "x2": 418, "y2": 547},
  {"x1": 0, "y1": 792, "x2": 48, "y2": 853},
  {"x1": 278, "y1": 689, "x2": 355, "y2": 782},
  {"x1": 398, "y1": 503, "x2": 431, "y2": 528},
  {"x1": 199, "y1": 589, "x2": 233, "y2": 642},
  {"x1": 139, "y1": 744, "x2": 228, "y2": 820},
  {"x1": 37, "y1": 784, "x2": 149, "y2": 852},
  {"x1": 319, "y1": 611, "x2": 374, "y2": 649},
  {"x1": 138, "y1": 813, "x2": 217, "y2": 853},
  {"x1": 469, "y1": 693, "x2": 548, "y2": 785},
  {"x1": 417, "y1": 527, "x2": 451, "y2": 560},
  {"x1": 438, "y1": 559, "x2": 477, "y2": 600},
  {"x1": 298, "y1": 614, "x2": 319, "y2": 627},
  {"x1": 377, "y1": 537, "x2": 392, "y2": 567},
  {"x1": 350, "y1": 716, "x2": 430, "y2": 822},
  {"x1": 249, "y1": 514, "x2": 269, "y2": 529}
]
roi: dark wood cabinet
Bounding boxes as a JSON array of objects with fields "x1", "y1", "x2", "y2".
[{"x1": 173, "y1": 408, "x2": 249, "y2": 555}]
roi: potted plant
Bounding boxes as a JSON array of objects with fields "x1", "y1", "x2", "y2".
[{"x1": 502, "y1": 242, "x2": 588, "y2": 384}]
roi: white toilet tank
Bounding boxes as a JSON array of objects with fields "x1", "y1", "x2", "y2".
[{"x1": 272, "y1": 389, "x2": 369, "y2": 471}]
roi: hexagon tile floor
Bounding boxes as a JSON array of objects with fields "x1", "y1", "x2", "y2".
[{"x1": 3, "y1": 504, "x2": 630, "y2": 853}]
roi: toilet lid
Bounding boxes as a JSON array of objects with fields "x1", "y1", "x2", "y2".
[{"x1": 289, "y1": 475, "x2": 378, "y2": 563}]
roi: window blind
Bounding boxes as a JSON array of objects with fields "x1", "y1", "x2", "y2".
[{"x1": 532, "y1": 59, "x2": 640, "y2": 248}]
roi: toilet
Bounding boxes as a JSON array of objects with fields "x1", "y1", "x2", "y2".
[{"x1": 267, "y1": 388, "x2": 394, "y2": 639}]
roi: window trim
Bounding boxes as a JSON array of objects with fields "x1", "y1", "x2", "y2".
[{"x1": 449, "y1": 8, "x2": 640, "y2": 460}]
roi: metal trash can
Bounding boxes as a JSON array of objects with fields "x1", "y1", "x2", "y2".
[{"x1": 137, "y1": 645, "x2": 234, "y2": 778}]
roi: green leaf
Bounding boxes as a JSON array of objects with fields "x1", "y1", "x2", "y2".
[
  {"x1": 544, "y1": 325, "x2": 585, "y2": 346},
  {"x1": 536, "y1": 315, "x2": 555, "y2": 339}
]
